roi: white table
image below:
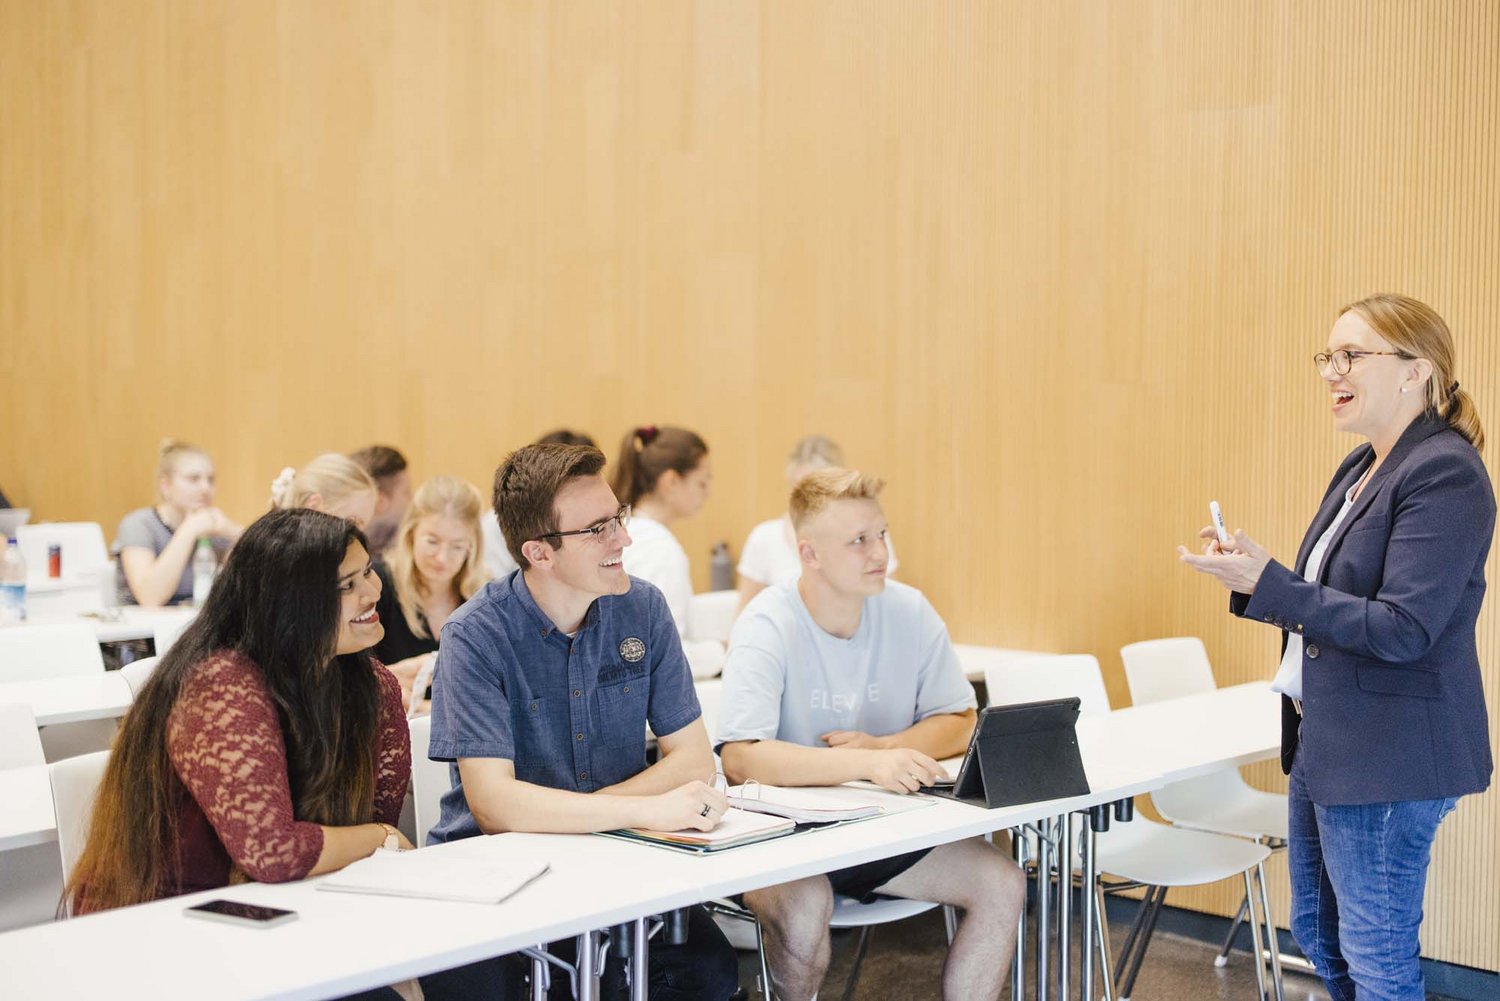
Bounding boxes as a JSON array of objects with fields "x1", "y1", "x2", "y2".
[
  {"x1": 0, "y1": 685, "x2": 1281, "y2": 1001},
  {"x1": 7, "y1": 606, "x2": 197, "y2": 644},
  {"x1": 0, "y1": 673, "x2": 133, "y2": 726},
  {"x1": 0, "y1": 765, "x2": 55, "y2": 851}
]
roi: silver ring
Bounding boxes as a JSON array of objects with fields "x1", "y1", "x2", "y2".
[{"x1": 700, "y1": 804, "x2": 712, "y2": 818}]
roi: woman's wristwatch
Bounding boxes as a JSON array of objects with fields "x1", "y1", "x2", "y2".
[{"x1": 376, "y1": 822, "x2": 402, "y2": 852}]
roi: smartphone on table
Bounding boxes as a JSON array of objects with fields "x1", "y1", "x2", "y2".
[{"x1": 184, "y1": 899, "x2": 298, "y2": 928}]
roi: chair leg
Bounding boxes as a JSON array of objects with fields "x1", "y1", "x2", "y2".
[
  {"x1": 942, "y1": 904, "x2": 959, "y2": 945},
  {"x1": 1215, "y1": 894, "x2": 1248, "y2": 968},
  {"x1": 1112, "y1": 886, "x2": 1153, "y2": 984},
  {"x1": 1255, "y1": 863, "x2": 1286, "y2": 1001},
  {"x1": 755, "y1": 917, "x2": 775, "y2": 1001},
  {"x1": 1118, "y1": 885, "x2": 1166, "y2": 1001},
  {"x1": 1242, "y1": 870, "x2": 1268, "y2": 1001},
  {"x1": 840, "y1": 926, "x2": 874, "y2": 1001},
  {"x1": 1094, "y1": 885, "x2": 1116, "y2": 1001}
]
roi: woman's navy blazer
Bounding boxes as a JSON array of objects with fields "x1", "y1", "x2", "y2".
[{"x1": 1232, "y1": 414, "x2": 1495, "y2": 805}]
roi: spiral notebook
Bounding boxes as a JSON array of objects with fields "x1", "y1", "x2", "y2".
[{"x1": 604, "y1": 807, "x2": 796, "y2": 853}]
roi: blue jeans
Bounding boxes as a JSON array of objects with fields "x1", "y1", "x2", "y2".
[{"x1": 1288, "y1": 754, "x2": 1457, "y2": 1001}]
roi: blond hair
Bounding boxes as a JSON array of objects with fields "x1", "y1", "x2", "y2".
[
  {"x1": 156, "y1": 439, "x2": 210, "y2": 490},
  {"x1": 384, "y1": 476, "x2": 487, "y2": 639},
  {"x1": 270, "y1": 453, "x2": 378, "y2": 511},
  {"x1": 785, "y1": 435, "x2": 844, "y2": 482},
  {"x1": 788, "y1": 468, "x2": 886, "y2": 530},
  {"x1": 1342, "y1": 294, "x2": 1485, "y2": 451}
]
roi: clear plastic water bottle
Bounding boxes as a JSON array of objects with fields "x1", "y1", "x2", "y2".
[
  {"x1": 709, "y1": 541, "x2": 734, "y2": 592},
  {"x1": 192, "y1": 537, "x2": 217, "y2": 607},
  {"x1": 0, "y1": 538, "x2": 27, "y2": 624}
]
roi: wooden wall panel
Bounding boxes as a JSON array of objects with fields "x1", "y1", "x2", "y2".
[{"x1": 1, "y1": 0, "x2": 1496, "y2": 970}]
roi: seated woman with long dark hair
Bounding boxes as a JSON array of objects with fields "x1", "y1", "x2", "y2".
[{"x1": 65, "y1": 508, "x2": 499, "y2": 999}]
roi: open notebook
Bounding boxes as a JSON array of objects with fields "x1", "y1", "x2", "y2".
[
  {"x1": 729, "y1": 782, "x2": 938, "y2": 823},
  {"x1": 607, "y1": 807, "x2": 795, "y2": 853},
  {"x1": 317, "y1": 850, "x2": 550, "y2": 904}
]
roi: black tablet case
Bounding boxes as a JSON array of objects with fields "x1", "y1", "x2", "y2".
[{"x1": 930, "y1": 697, "x2": 1090, "y2": 808}]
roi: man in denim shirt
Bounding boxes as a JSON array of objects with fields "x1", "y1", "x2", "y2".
[{"x1": 428, "y1": 442, "x2": 737, "y2": 1001}]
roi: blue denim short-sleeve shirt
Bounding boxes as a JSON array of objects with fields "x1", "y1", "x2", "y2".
[{"x1": 425, "y1": 570, "x2": 701, "y2": 844}]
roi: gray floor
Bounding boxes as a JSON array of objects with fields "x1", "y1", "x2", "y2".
[{"x1": 734, "y1": 905, "x2": 1455, "y2": 1000}]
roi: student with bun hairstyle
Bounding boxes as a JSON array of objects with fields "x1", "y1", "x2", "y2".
[
  {"x1": 612, "y1": 425, "x2": 724, "y2": 678},
  {"x1": 270, "y1": 453, "x2": 380, "y2": 531},
  {"x1": 115, "y1": 439, "x2": 243, "y2": 607}
]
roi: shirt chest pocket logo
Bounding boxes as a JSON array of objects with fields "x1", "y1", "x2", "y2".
[{"x1": 619, "y1": 637, "x2": 646, "y2": 663}]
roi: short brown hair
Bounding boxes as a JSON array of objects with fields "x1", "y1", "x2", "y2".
[
  {"x1": 493, "y1": 443, "x2": 607, "y2": 568},
  {"x1": 348, "y1": 445, "x2": 408, "y2": 487},
  {"x1": 788, "y1": 468, "x2": 886, "y2": 530}
]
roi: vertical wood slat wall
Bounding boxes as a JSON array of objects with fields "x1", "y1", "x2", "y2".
[{"x1": 1, "y1": 0, "x2": 1495, "y2": 971}]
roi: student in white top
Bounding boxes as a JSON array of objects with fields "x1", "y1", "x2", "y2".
[
  {"x1": 482, "y1": 430, "x2": 595, "y2": 579},
  {"x1": 718, "y1": 469, "x2": 1025, "y2": 1001},
  {"x1": 736, "y1": 435, "x2": 897, "y2": 611},
  {"x1": 612, "y1": 425, "x2": 725, "y2": 678}
]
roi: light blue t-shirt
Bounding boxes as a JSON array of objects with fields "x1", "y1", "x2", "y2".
[{"x1": 717, "y1": 580, "x2": 977, "y2": 749}]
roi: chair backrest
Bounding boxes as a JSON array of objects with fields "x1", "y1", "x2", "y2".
[
  {"x1": 49, "y1": 749, "x2": 111, "y2": 907},
  {"x1": 687, "y1": 591, "x2": 739, "y2": 645},
  {"x1": 119, "y1": 656, "x2": 159, "y2": 697},
  {"x1": 0, "y1": 702, "x2": 45, "y2": 769},
  {"x1": 152, "y1": 618, "x2": 193, "y2": 658},
  {"x1": 407, "y1": 715, "x2": 451, "y2": 847},
  {"x1": 983, "y1": 654, "x2": 1112, "y2": 717},
  {"x1": 1120, "y1": 637, "x2": 1217, "y2": 705},
  {"x1": 16, "y1": 523, "x2": 109, "y2": 580},
  {"x1": 0, "y1": 624, "x2": 105, "y2": 683}
]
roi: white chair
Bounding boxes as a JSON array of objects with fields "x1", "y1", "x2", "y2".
[
  {"x1": 407, "y1": 714, "x2": 452, "y2": 847},
  {"x1": 152, "y1": 618, "x2": 193, "y2": 658},
  {"x1": 952, "y1": 644, "x2": 1056, "y2": 685},
  {"x1": 1121, "y1": 637, "x2": 1291, "y2": 972},
  {"x1": 984, "y1": 654, "x2": 1283, "y2": 1001},
  {"x1": 49, "y1": 750, "x2": 111, "y2": 917},
  {"x1": 16, "y1": 522, "x2": 109, "y2": 580},
  {"x1": 687, "y1": 590, "x2": 739, "y2": 645},
  {"x1": 0, "y1": 702, "x2": 45, "y2": 769},
  {"x1": 0, "y1": 623, "x2": 105, "y2": 683},
  {"x1": 0, "y1": 624, "x2": 114, "y2": 761},
  {"x1": 118, "y1": 656, "x2": 159, "y2": 697}
]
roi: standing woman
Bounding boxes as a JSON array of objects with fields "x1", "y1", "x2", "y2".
[
  {"x1": 375, "y1": 476, "x2": 488, "y2": 714},
  {"x1": 613, "y1": 425, "x2": 724, "y2": 678},
  {"x1": 116, "y1": 439, "x2": 243, "y2": 607},
  {"x1": 1181, "y1": 294, "x2": 1494, "y2": 1001},
  {"x1": 270, "y1": 453, "x2": 380, "y2": 531}
]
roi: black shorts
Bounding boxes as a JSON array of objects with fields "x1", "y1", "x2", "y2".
[{"x1": 826, "y1": 848, "x2": 933, "y2": 904}]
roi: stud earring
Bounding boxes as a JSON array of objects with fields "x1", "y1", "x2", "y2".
[{"x1": 1400, "y1": 387, "x2": 1408, "y2": 394}]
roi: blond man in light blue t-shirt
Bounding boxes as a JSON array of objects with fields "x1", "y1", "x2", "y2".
[{"x1": 719, "y1": 469, "x2": 1025, "y2": 1001}]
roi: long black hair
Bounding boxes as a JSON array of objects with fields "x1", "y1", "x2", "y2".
[{"x1": 67, "y1": 508, "x2": 381, "y2": 912}]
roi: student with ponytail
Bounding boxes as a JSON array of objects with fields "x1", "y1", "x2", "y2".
[
  {"x1": 612, "y1": 425, "x2": 724, "y2": 677},
  {"x1": 270, "y1": 453, "x2": 380, "y2": 530},
  {"x1": 1181, "y1": 294, "x2": 1494, "y2": 1001},
  {"x1": 115, "y1": 439, "x2": 242, "y2": 607}
]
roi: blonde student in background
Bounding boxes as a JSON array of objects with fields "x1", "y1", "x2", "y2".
[
  {"x1": 718, "y1": 469, "x2": 1024, "y2": 1001},
  {"x1": 613, "y1": 424, "x2": 726, "y2": 678},
  {"x1": 269, "y1": 452, "x2": 380, "y2": 531},
  {"x1": 735, "y1": 435, "x2": 898, "y2": 612},
  {"x1": 373, "y1": 476, "x2": 488, "y2": 715},
  {"x1": 115, "y1": 439, "x2": 242, "y2": 607}
]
